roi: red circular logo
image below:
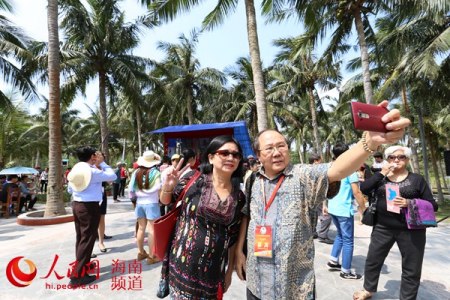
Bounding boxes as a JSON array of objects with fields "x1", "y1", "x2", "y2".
[{"x1": 6, "y1": 256, "x2": 37, "y2": 287}]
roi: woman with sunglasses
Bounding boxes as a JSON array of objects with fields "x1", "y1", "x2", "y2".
[
  {"x1": 353, "y1": 146, "x2": 438, "y2": 300},
  {"x1": 159, "y1": 135, "x2": 246, "y2": 299}
]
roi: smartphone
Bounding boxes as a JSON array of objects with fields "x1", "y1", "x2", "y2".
[{"x1": 350, "y1": 102, "x2": 390, "y2": 133}]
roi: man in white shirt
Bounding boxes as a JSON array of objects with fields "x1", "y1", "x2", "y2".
[{"x1": 68, "y1": 146, "x2": 117, "y2": 286}]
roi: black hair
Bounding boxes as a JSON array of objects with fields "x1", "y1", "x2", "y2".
[
  {"x1": 308, "y1": 153, "x2": 322, "y2": 164},
  {"x1": 161, "y1": 155, "x2": 171, "y2": 164},
  {"x1": 373, "y1": 151, "x2": 383, "y2": 158},
  {"x1": 180, "y1": 148, "x2": 196, "y2": 169},
  {"x1": 331, "y1": 142, "x2": 349, "y2": 160},
  {"x1": 7, "y1": 174, "x2": 19, "y2": 181},
  {"x1": 75, "y1": 146, "x2": 97, "y2": 162},
  {"x1": 253, "y1": 129, "x2": 287, "y2": 154},
  {"x1": 199, "y1": 135, "x2": 244, "y2": 180},
  {"x1": 249, "y1": 159, "x2": 259, "y2": 168}
]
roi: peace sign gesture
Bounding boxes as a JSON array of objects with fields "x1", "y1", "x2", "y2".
[{"x1": 162, "y1": 158, "x2": 191, "y2": 193}]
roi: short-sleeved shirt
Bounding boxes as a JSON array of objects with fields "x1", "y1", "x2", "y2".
[
  {"x1": 327, "y1": 172, "x2": 359, "y2": 218},
  {"x1": 242, "y1": 163, "x2": 331, "y2": 300}
]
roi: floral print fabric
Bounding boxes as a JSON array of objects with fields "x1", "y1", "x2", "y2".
[{"x1": 166, "y1": 172, "x2": 246, "y2": 299}]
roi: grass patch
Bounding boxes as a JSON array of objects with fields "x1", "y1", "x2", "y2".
[
  {"x1": 436, "y1": 200, "x2": 450, "y2": 224},
  {"x1": 35, "y1": 191, "x2": 72, "y2": 204}
]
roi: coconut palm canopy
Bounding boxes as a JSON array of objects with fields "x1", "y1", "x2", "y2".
[{"x1": 0, "y1": 0, "x2": 449, "y2": 208}]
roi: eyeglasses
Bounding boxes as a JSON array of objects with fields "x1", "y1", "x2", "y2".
[
  {"x1": 258, "y1": 143, "x2": 288, "y2": 155},
  {"x1": 214, "y1": 150, "x2": 242, "y2": 160},
  {"x1": 387, "y1": 155, "x2": 408, "y2": 161}
]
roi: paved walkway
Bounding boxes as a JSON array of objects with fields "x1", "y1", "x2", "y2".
[{"x1": 0, "y1": 197, "x2": 449, "y2": 299}]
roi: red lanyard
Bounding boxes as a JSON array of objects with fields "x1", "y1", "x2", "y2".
[{"x1": 261, "y1": 175, "x2": 285, "y2": 219}]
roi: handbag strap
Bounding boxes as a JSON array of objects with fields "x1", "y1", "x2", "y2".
[{"x1": 173, "y1": 171, "x2": 201, "y2": 207}]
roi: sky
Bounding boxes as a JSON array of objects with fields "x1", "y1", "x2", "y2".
[{"x1": 3, "y1": 0, "x2": 346, "y2": 117}]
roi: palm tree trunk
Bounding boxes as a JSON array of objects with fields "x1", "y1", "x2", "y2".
[
  {"x1": 418, "y1": 107, "x2": 430, "y2": 185},
  {"x1": 408, "y1": 129, "x2": 421, "y2": 174},
  {"x1": 437, "y1": 154, "x2": 449, "y2": 191},
  {"x1": 35, "y1": 150, "x2": 40, "y2": 168},
  {"x1": 121, "y1": 139, "x2": 126, "y2": 162},
  {"x1": 186, "y1": 90, "x2": 194, "y2": 124},
  {"x1": 353, "y1": 9, "x2": 373, "y2": 104},
  {"x1": 245, "y1": 0, "x2": 268, "y2": 131},
  {"x1": 400, "y1": 85, "x2": 420, "y2": 173},
  {"x1": 98, "y1": 71, "x2": 110, "y2": 160},
  {"x1": 135, "y1": 108, "x2": 142, "y2": 155},
  {"x1": 428, "y1": 131, "x2": 444, "y2": 202},
  {"x1": 401, "y1": 84, "x2": 409, "y2": 113},
  {"x1": 308, "y1": 88, "x2": 321, "y2": 155},
  {"x1": 296, "y1": 136, "x2": 303, "y2": 164},
  {"x1": 45, "y1": 0, "x2": 66, "y2": 217}
]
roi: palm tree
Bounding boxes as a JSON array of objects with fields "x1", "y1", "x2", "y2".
[
  {"x1": 145, "y1": 0, "x2": 269, "y2": 131},
  {"x1": 0, "y1": 0, "x2": 40, "y2": 106},
  {"x1": 59, "y1": 0, "x2": 156, "y2": 161},
  {"x1": 277, "y1": 0, "x2": 384, "y2": 104},
  {"x1": 151, "y1": 30, "x2": 226, "y2": 125},
  {"x1": 271, "y1": 36, "x2": 341, "y2": 155},
  {"x1": 45, "y1": 0, "x2": 66, "y2": 217},
  {"x1": 221, "y1": 57, "x2": 259, "y2": 136},
  {"x1": 0, "y1": 95, "x2": 32, "y2": 168}
]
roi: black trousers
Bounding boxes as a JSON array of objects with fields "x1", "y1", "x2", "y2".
[
  {"x1": 113, "y1": 183, "x2": 120, "y2": 200},
  {"x1": 363, "y1": 224, "x2": 426, "y2": 300},
  {"x1": 119, "y1": 178, "x2": 127, "y2": 197},
  {"x1": 72, "y1": 201, "x2": 101, "y2": 278},
  {"x1": 27, "y1": 195, "x2": 37, "y2": 209},
  {"x1": 247, "y1": 288, "x2": 261, "y2": 300},
  {"x1": 40, "y1": 180, "x2": 48, "y2": 193}
]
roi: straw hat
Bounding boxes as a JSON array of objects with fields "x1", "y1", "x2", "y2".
[
  {"x1": 67, "y1": 162, "x2": 92, "y2": 192},
  {"x1": 137, "y1": 151, "x2": 161, "y2": 168},
  {"x1": 171, "y1": 154, "x2": 180, "y2": 161}
]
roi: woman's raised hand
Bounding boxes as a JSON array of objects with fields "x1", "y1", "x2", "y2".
[{"x1": 163, "y1": 158, "x2": 190, "y2": 192}]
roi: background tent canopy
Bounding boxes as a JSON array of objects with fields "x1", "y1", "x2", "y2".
[{"x1": 151, "y1": 121, "x2": 255, "y2": 159}]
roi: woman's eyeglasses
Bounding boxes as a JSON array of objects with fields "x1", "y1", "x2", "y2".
[
  {"x1": 387, "y1": 155, "x2": 408, "y2": 161},
  {"x1": 215, "y1": 150, "x2": 242, "y2": 160}
]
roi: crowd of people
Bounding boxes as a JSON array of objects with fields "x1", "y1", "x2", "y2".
[{"x1": 59, "y1": 103, "x2": 439, "y2": 299}]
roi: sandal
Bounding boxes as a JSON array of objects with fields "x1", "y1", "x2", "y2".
[
  {"x1": 146, "y1": 257, "x2": 161, "y2": 265},
  {"x1": 353, "y1": 290, "x2": 372, "y2": 300}
]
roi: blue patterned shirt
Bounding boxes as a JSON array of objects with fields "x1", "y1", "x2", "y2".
[{"x1": 242, "y1": 163, "x2": 331, "y2": 300}]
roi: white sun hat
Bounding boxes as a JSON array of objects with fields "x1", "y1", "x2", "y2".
[
  {"x1": 67, "y1": 162, "x2": 92, "y2": 192},
  {"x1": 137, "y1": 151, "x2": 161, "y2": 168}
]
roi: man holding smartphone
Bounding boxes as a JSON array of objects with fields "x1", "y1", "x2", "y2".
[{"x1": 235, "y1": 101, "x2": 411, "y2": 300}]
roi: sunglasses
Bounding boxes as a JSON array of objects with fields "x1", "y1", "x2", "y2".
[
  {"x1": 387, "y1": 155, "x2": 408, "y2": 161},
  {"x1": 214, "y1": 150, "x2": 242, "y2": 160}
]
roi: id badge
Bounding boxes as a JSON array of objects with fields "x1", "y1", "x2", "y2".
[
  {"x1": 385, "y1": 183, "x2": 400, "y2": 214},
  {"x1": 254, "y1": 225, "x2": 273, "y2": 258}
]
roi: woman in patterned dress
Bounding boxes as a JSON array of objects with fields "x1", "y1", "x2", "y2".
[{"x1": 160, "y1": 135, "x2": 246, "y2": 299}]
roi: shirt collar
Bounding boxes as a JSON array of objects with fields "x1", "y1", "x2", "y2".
[{"x1": 257, "y1": 163, "x2": 293, "y2": 181}]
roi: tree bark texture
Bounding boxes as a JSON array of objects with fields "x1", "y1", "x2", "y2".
[
  {"x1": 45, "y1": 0, "x2": 66, "y2": 217},
  {"x1": 354, "y1": 9, "x2": 373, "y2": 104},
  {"x1": 98, "y1": 72, "x2": 110, "y2": 161},
  {"x1": 308, "y1": 88, "x2": 321, "y2": 155},
  {"x1": 245, "y1": 0, "x2": 268, "y2": 132}
]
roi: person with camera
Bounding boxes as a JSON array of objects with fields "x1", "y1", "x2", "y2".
[{"x1": 234, "y1": 101, "x2": 411, "y2": 300}]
